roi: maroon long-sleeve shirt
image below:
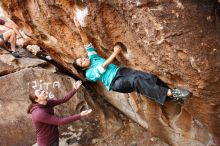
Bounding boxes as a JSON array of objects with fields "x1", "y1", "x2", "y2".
[
  {"x1": 30, "y1": 88, "x2": 81, "y2": 146},
  {"x1": 0, "y1": 19, "x2": 5, "y2": 25}
]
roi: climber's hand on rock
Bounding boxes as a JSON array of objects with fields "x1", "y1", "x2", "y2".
[
  {"x1": 80, "y1": 109, "x2": 92, "y2": 117},
  {"x1": 73, "y1": 80, "x2": 82, "y2": 90},
  {"x1": 113, "y1": 45, "x2": 121, "y2": 55}
]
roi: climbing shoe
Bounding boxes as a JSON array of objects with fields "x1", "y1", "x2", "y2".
[
  {"x1": 11, "y1": 51, "x2": 21, "y2": 58},
  {"x1": 171, "y1": 88, "x2": 191, "y2": 100}
]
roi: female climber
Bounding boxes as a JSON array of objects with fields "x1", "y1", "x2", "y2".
[
  {"x1": 72, "y1": 18, "x2": 190, "y2": 105},
  {"x1": 27, "y1": 80, "x2": 92, "y2": 146}
]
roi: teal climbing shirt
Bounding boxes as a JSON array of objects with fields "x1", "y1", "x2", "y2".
[{"x1": 85, "y1": 43, "x2": 119, "y2": 90}]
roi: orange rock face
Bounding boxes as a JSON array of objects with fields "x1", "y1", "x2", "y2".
[{"x1": 0, "y1": 0, "x2": 220, "y2": 145}]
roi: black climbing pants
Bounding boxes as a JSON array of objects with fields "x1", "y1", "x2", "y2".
[{"x1": 110, "y1": 67, "x2": 169, "y2": 105}]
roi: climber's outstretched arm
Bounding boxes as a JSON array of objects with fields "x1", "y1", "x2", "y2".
[
  {"x1": 102, "y1": 45, "x2": 121, "y2": 68},
  {"x1": 74, "y1": 17, "x2": 90, "y2": 46}
]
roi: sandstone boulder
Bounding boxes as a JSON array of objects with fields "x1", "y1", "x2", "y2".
[{"x1": 0, "y1": 0, "x2": 219, "y2": 145}]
